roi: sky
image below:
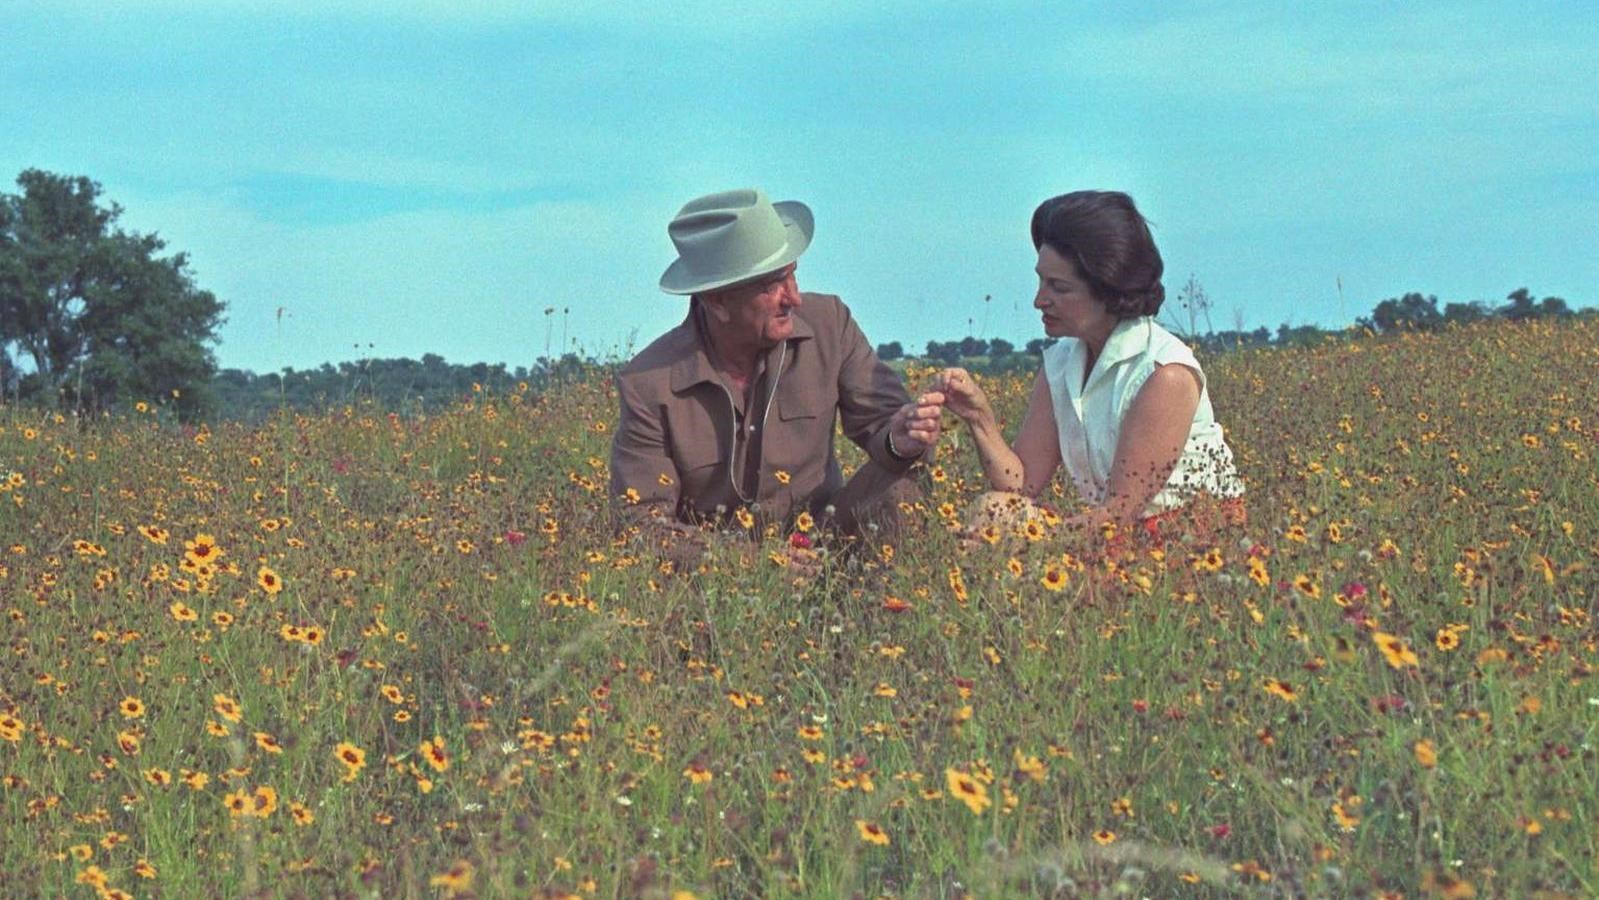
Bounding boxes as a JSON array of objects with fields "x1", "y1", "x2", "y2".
[{"x1": 4, "y1": 1, "x2": 1595, "y2": 374}]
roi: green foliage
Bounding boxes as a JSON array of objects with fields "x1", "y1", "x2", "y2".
[
  {"x1": 0, "y1": 169, "x2": 224, "y2": 418},
  {"x1": 1369, "y1": 292, "x2": 1444, "y2": 332},
  {"x1": 1358, "y1": 288, "x2": 1573, "y2": 334},
  {"x1": 208, "y1": 352, "x2": 598, "y2": 422}
]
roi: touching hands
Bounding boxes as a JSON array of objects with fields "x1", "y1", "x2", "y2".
[
  {"x1": 935, "y1": 368, "x2": 994, "y2": 425},
  {"x1": 889, "y1": 390, "x2": 946, "y2": 457}
]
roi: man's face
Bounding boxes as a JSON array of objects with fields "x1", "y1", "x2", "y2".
[{"x1": 710, "y1": 263, "x2": 802, "y2": 349}]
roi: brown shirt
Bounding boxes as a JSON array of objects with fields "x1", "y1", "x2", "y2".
[{"x1": 610, "y1": 292, "x2": 914, "y2": 527}]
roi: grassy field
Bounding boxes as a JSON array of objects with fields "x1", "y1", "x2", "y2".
[{"x1": 2, "y1": 318, "x2": 1596, "y2": 898}]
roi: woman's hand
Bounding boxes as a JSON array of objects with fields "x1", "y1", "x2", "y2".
[{"x1": 936, "y1": 368, "x2": 994, "y2": 425}]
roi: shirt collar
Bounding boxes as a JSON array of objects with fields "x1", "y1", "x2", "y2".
[
  {"x1": 1071, "y1": 316, "x2": 1152, "y2": 396},
  {"x1": 668, "y1": 300, "x2": 815, "y2": 393}
]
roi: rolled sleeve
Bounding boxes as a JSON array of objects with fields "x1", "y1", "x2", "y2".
[{"x1": 831, "y1": 300, "x2": 915, "y2": 472}]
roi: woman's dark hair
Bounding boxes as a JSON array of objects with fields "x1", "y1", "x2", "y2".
[{"x1": 1030, "y1": 191, "x2": 1165, "y2": 318}]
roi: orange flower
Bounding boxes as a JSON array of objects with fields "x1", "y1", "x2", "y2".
[
  {"x1": 257, "y1": 566, "x2": 283, "y2": 595},
  {"x1": 429, "y1": 860, "x2": 475, "y2": 897},
  {"x1": 1373, "y1": 632, "x2": 1420, "y2": 669},
  {"x1": 1013, "y1": 749, "x2": 1047, "y2": 783},
  {"x1": 1262, "y1": 679, "x2": 1299, "y2": 703},
  {"x1": 1040, "y1": 566, "x2": 1068, "y2": 592},
  {"x1": 213, "y1": 693, "x2": 243, "y2": 723},
  {"x1": 223, "y1": 789, "x2": 251, "y2": 817},
  {"x1": 1414, "y1": 739, "x2": 1438, "y2": 769},
  {"x1": 947, "y1": 566, "x2": 969, "y2": 603},
  {"x1": 250, "y1": 785, "x2": 279, "y2": 818},
  {"x1": 335, "y1": 742, "x2": 366, "y2": 781},
  {"x1": 855, "y1": 819, "x2": 890, "y2": 846},
  {"x1": 420, "y1": 736, "x2": 449, "y2": 773},
  {"x1": 945, "y1": 767, "x2": 991, "y2": 816},
  {"x1": 183, "y1": 533, "x2": 224, "y2": 566}
]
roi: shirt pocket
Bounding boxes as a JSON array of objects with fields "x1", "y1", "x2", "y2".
[
  {"x1": 777, "y1": 391, "x2": 826, "y2": 423},
  {"x1": 672, "y1": 431, "x2": 723, "y2": 473},
  {"x1": 766, "y1": 393, "x2": 830, "y2": 471}
]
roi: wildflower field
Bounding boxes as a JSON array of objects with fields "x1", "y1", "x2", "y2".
[{"x1": 2, "y1": 318, "x2": 1597, "y2": 898}]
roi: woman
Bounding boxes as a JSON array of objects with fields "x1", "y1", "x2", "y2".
[{"x1": 939, "y1": 191, "x2": 1244, "y2": 543}]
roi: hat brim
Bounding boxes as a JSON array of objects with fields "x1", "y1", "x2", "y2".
[{"x1": 658, "y1": 200, "x2": 814, "y2": 295}]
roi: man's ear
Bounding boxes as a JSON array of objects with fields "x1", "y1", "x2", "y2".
[{"x1": 700, "y1": 293, "x2": 732, "y2": 324}]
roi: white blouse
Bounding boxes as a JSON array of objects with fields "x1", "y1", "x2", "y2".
[{"x1": 1041, "y1": 317, "x2": 1244, "y2": 517}]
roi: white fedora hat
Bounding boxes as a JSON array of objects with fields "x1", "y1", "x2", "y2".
[{"x1": 659, "y1": 188, "x2": 814, "y2": 295}]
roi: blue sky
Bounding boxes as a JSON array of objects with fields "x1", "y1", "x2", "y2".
[{"x1": 4, "y1": 1, "x2": 1595, "y2": 373}]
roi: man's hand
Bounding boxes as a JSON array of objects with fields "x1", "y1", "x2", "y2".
[{"x1": 889, "y1": 390, "x2": 946, "y2": 458}]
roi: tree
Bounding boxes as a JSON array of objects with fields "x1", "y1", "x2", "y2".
[
  {"x1": 1442, "y1": 301, "x2": 1489, "y2": 325},
  {"x1": 1275, "y1": 323, "x2": 1328, "y2": 346},
  {"x1": 0, "y1": 169, "x2": 225, "y2": 416},
  {"x1": 1025, "y1": 337, "x2": 1057, "y2": 355},
  {"x1": 1498, "y1": 288, "x2": 1537, "y2": 321},
  {"x1": 925, "y1": 340, "x2": 962, "y2": 364},
  {"x1": 875, "y1": 340, "x2": 904, "y2": 361},
  {"x1": 987, "y1": 337, "x2": 1014, "y2": 357},
  {"x1": 1538, "y1": 296, "x2": 1571, "y2": 318},
  {"x1": 957, "y1": 335, "x2": 989, "y2": 358},
  {"x1": 1368, "y1": 293, "x2": 1442, "y2": 332}
]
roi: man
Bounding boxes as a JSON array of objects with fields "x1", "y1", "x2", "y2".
[{"x1": 609, "y1": 188, "x2": 942, "y2": 557}]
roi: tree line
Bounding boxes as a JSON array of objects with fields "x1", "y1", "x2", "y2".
[
  {"x1": 2, "y1": 168, "x2": 1589, "y2": 422},
  {"x1": 210, "y1": 352, "x2": 595, "y2": 422},
  {"x1": 879, "y1": 286, "x2": 1583, "y2": 367}
]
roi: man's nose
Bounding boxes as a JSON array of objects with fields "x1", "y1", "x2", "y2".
[{"x1": 782, "y1": 275, "x2": 801, "y2": 307}]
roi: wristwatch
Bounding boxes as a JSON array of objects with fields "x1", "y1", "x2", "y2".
[{"x1": 886, "y1": 428, "x2": 917, "y2": 462}]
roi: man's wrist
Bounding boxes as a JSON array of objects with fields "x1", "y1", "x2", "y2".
[{"x1": 886, "y1": 428, "x2": 917, "y2": 461}]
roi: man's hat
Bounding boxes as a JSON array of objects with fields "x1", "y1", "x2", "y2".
[{"x1": 659, "y1": 188, "x2": 813, "y2": 295}]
